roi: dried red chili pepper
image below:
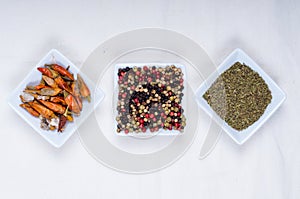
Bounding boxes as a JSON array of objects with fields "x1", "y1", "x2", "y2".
[
  {"x1": 58, "y1": 115, "x2": 67, "y2": 132},
  {"x1": 46, "y1": 64, "x2": 74, "y2": 80}
]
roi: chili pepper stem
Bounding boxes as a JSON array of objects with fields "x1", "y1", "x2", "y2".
[
  {"x1": 87, "y1": 95, "x2": 91, "y2": 102},
  {"x1": 63, "y1": 90, "x2": 68, "y2": 98},
  {"x1": 63, "y1": 105, "x2": 69, "y2": 117}
]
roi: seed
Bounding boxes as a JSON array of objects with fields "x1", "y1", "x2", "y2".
[{"x1": 116, "y1": 65, "x2": 186, "y2": 133}]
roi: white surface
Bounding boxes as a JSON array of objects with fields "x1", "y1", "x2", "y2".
[
  {"x1": 8, "y1": 49, "x2": 104, "y2": 147},
  {"x1": 0, "y1": 0, "x2": 299, "y2": 199},
  {"x1": 196, "y1": 48, "x2": 286, "y2": 144}
]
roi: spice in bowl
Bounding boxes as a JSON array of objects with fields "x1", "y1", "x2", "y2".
[
  {"x1": 19, "y1": 64, "x2": 91, "y2": 133},
  {"x1": 116, "y1": 65, "x2": 186, "y2": 134},
  {"x1": 203, "y1": 62, "x2": 272, "y2": 131}
]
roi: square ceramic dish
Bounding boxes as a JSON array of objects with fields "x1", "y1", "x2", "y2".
[
  {"x1": 114, "y1": 63, "x2": 187, "y2": 136},
  {"x1": 8, "y1": 49, "x2": 104, "y2": 148},
  {"x1": 196, "y1": 48, "x2": 286, "y2": 144}
]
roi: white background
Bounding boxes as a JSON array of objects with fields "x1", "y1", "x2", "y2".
[{"x1": 1, "y1": 0, "x2": 299, "y2": 198}]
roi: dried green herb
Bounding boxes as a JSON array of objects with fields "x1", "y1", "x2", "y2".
[{"x1": 203, "y1": 62, "x2": 272, "y2": 131}]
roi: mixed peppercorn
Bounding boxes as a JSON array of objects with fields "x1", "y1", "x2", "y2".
[{"x1": 116, "y1": 65, "x2": 186, "y2": 134}]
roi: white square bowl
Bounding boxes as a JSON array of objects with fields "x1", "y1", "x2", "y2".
[
  {"x1": 8, "y1": 49, "x2": 105, "y2": 148},
  {"x1": 196, "y1": 48, "x2": 286, "y2": 145}
]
